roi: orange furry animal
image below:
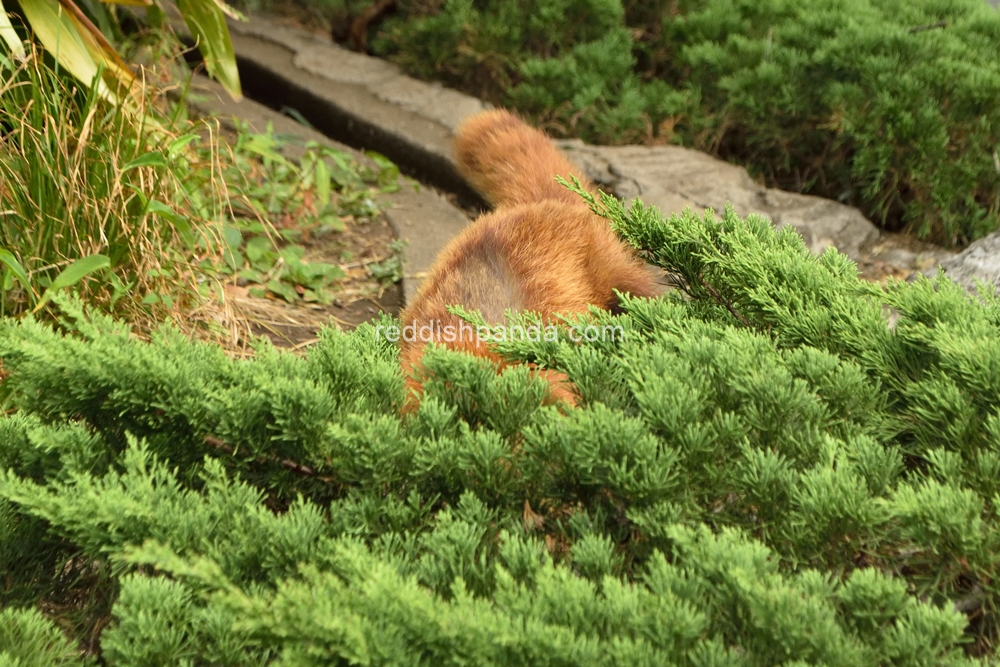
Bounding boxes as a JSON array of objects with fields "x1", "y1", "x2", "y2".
[{"x1": 398, "y1": 110, "x2": 659, "y2": 407}]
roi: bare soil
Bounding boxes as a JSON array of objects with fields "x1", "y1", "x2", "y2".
[{"x1": 228, "y1": 212, "x2": 403, "y2": 348}]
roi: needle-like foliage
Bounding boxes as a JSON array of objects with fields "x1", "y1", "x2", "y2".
[{"x1": 3, "y1": 191, "x2": 1000, "y2": 662}]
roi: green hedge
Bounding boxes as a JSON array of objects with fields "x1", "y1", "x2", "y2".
[
  {"x1": 361, "y1": 0, "x2": 1000, "y2": 244},
  {"x1": 2, "y1": 192, "x2": 1000, "y2": 662}
]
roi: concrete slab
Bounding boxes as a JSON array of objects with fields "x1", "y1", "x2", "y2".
[
  {"x1": 381, "y1": 186, "x2": 471, "y2": 303},
  {"x1": 556, "y1": 141, "x2": 881, "y2": 263}
]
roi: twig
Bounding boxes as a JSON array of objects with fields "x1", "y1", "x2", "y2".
[
  {"x1": 341, "y1": 254, "x2": 390, "y2": 270},
  {"x1": 289, "y1": 338, "x2": 321, "y2": 351},
  {"x1": 909, "y1": 21, "x2": 947, "y2": 33},
  {"x1": 699, "y1": 277, "x2": 750, "y2": 326},
  {"x1": 203, "y1": 435, "x2": 334, "y2": 482}
]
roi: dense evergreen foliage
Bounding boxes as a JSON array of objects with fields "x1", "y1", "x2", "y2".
[
  {"x1": 3, "y1": 191, "x2": 1000, "y2": 663},
  {"x1": 358, "y1": 0, "x2": 1000, "y2": 244}
]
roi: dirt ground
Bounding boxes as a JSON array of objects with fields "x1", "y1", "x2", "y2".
[
  {"x1": 189, "y1": 112, "x2": 408, "y2": 349},
  {"x1": 226, "y1": 210, "x2": 403, "y2": 348}
]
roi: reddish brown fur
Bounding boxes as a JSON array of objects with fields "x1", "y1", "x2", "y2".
[{"x1": 399, "y1": 109, "x2": 659, "y2": 407}]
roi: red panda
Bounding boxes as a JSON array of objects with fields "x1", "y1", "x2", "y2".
[{"x1": 398, "y1": 109, "x2": 660, "y2": 408}]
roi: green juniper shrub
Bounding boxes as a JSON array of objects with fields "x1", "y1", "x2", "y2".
[
  {"x1": 2, "y1": 188, "x2": 1000, "y2": 662},
  {"x1": 0, "y1": 607, "x2": 91, "y2": 666},
  {"x1": 352, "y1": 0, "x2": 1000, "y2": 243}
]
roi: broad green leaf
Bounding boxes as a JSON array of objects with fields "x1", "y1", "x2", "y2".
[
  {"x1": 144, "y1": 199, "x2": 183, "y2": 224},
  {"x1": 0, "y1": 1, "x2": 26, "y2": 60},
  {"x1": 315, "y1": 158, "x2": 331, "y2": 209},
  {"x1": 167, "y1": 133, "x2": 200, "y2": 158},
  {"x1": 221, "y1": 225, "x2": 242, "y2": 249},
  {"x1": 279, "y1": 245, "x2": 305, "y2": 263},
  {"x1": 244, "y1": 236, "x2": 274, "y2": 264},
  {"x1": 32, "y1": 254, "x2": 110, "y2": 313},
  {"x1": 267, "y1": 279, "x2": 298, "y2": 303},
  {"x1": 242, "y1": 133, "x2": 292, "y2": 167},
  {"x1": 368, "y1": 151, "x2": 400, "y2": 189},
  {"x1": 318, "y1": 211, "x2": 346, "y2": 232},
  {"x1": 123, "y1": 151, "x2": 167, "y2": 171},
  {"x1": 145, "y1": 200, "x2": 195, "y2": 246},
  {"x1": 177, "y1": 0, "x2": 241, "y2": 99},
  {"x1": 237, "y1": 267, "x2": 264, "y2": 283},
  {"x1": 107, "y1": 272, "x2": 133, "y2": 307},
  {"x1": 0, "y1": 248, "x2": 32, "y2": 296},
  {"x1": 222, "y1": 247, "x2": 243, "y2": 271}
]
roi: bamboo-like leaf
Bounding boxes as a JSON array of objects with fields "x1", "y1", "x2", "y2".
[
  {"x1": 0, "y1": 249, "x2": 32, "y2": 296},
  {"x1": 211, "y1": 0, "x2": 245, "y2": 22},
  {"x1": 55, "y1": 0, "x2": 137, "y2": 92},
  {"x1": 0, "y1": 0, "x2": 26, "y2": 60},
  {"x1": 17, "y1": 0, "x2": 103, "y2": 96},
  {"x1": 32, "y1": 254, "x2": 110, "y2": 313},
  {"x1": 177, "y1": 0, "x2": 241, "y2": 100},
  {"x1": 167, "y1": 133, "x2": 200, "y2": 158},
  {"x1": 18, "y1": 0, "x2": 136, "y2": 104}
]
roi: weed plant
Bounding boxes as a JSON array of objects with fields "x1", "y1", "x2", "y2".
[
  {"x1": 0, "y1": 46, "x2": 208, "y2": 322},
  {"x1": 217, "y1": 122, "x2": 401, "y2": 305}
]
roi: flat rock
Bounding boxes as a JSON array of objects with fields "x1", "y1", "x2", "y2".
[
  {"x1": 937, "y1": 231, "x2": 1000, "y2": 292},
  {"x1": 556, "y1": 141, "x2": 880, "y2": 263}
]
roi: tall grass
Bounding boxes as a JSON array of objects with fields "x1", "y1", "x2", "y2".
[
  {"x1": 0, "y1": 44, "x2": 229, "y2": 327},
  {"x1": 0, "y1": 35, "x2": 401, "y2": 340}
]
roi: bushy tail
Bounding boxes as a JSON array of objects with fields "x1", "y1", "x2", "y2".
[{"x1": 453, "y1": 110, "x2": 596, "y2": 208}]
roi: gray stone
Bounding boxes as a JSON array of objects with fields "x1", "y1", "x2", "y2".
[
  {"x1": 557, "y1": 142, "x2": 880, "y2": 262},
  {"x1": 382, "y1": 186, "x2": 471, "y2": 303},
  {"x1": 227, "y1": 15, "x2": 488, "y2": 142},
  {"x1": 294, "y1": 45, "x2": 399, "y2": 86},
  {"x1": 937, "y1": 231, "x2": 1000, "y2": 292},
  {"x1": 212, "y1": 12, "x2": 887, "y2": 265}
]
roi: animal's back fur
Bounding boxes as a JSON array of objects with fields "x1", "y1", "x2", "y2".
[{"x1": 399, "y1": 110, "x2": 659, "y2": 406}]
